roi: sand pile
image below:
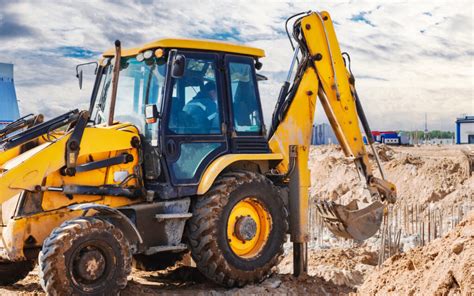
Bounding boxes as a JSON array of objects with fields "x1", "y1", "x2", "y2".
[
  {"x1": 383, "y1": 148, "x2": 470, "y2": 206},
  {"x1": 309, "y1": 144, "x2": 473, "y2": 207},
  {"x1": 358, "y1": 210, "x2": 474, "y2": 295},
  {"x1": 309, "y1": 145, "x2": 365, "y2": 206}
]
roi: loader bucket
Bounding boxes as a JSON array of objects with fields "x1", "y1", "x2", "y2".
[{"x1": 316, "y1": 200, "x2": 384, "y2": 241}]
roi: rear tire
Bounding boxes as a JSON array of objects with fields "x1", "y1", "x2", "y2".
[
  {"x1": 0, "y1": 260, "x2": 35, "y2": 285},
  {"x1": 39, "y1": 217, "x2": 131, "y2": 295},
  {"x1": 186, "y1": 171, "x2": 288, "y2": 287}
]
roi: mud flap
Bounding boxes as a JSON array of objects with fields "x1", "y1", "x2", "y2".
[{"x1": 316, "y1": 200, "x2": 384, "y2": 241}]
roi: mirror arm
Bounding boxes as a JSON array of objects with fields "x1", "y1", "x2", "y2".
[{"x1": 75, "y1": 61, "x2": 99, "y2": 89}]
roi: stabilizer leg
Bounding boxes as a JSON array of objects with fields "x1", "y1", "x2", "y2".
[{"x1": 288, "y1": 145, "x2": 310, "y2": 276}]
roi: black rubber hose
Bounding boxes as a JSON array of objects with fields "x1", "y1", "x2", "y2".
[{"x1": 354, "y1": 90, "x2": 375, "y2": 144}]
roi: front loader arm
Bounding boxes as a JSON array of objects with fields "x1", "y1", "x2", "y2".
[
  {"x1": 0, "y1": 110, "x2": 80, "y2": 167},
  {"x1": 0, "y1": 124, "x2": 140, "y2": 206},
  {"x1": 269, "y1": 11, "x2": 396, "y2": 240}
]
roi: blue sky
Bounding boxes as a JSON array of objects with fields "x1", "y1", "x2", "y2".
[{"x1": 0, "y1": 0, "x2": 472, "y2": 131}]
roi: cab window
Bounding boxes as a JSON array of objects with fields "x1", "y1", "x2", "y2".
[
  {"x1": 227, "y1": 58, "x2": 263, "y2": 133},
  {"x1": 167, "y1": 56, "x2": 221, "y2": 135},
  {"x1": 95, "y1": 57, "x2": 166, "y2": 135}
]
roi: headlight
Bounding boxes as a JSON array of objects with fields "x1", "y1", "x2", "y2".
[
  {"x1": 143, "y1": 50, "x2": 153, "y2": 59},
  {"x1": 154, "y1": 48, "x2": 164, "y2": 58}
]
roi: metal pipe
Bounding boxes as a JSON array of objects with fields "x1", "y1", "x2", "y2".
[
  {"x1": 108, "y1": 40, "x2": 122, "y2": 126},
  {"x1": 286, "y1": 44, "x2": 300, "y2": 82},
  {"x1": 353, "y1": 88, "x2": 387, "y2": 179},
  {"x1": 288, "y1": 145, "x2": 310, "y2": 277},
  {"x1": 369, "y1": 141, "x2": 386, "y2": 180},
  {"x1": 293, "y1": 242, "x2": 307, "y2": 277}
]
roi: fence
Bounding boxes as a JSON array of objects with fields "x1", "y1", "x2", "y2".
[{"x1": 308, "y1": 200, "x2": 474, "y2": 265}]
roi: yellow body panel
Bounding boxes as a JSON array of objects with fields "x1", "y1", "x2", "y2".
[
  {"x1": 268, "y1": 68, "x2": 319, "y2": 173},
  {"x1": 1, "y1": 208, "x2": 81, "y2": 260},
  {"x1": 0, "y1": 126, "x2": 139, "y2": 205},
  {"x1": 1, "y1": 194, "x2": 139, "y2": 261},
  {"x1": 0, "y1": 147, "x2": 20, "y2": 167},
  {"x1": 40, "y1": 147, "x2": 139, "y2": 211},
  {"x1": 197, "y1": 153, "x2": 283, "y2": 195},
  {"x1": 103, "y1": 38, "x2": 265, "y2": 58},
  {"x1": 0, "y1": 134, "x2": 51, "y2": 166}
]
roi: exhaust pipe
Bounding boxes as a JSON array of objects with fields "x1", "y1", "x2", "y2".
[{"x1": 108, "y1": 40, "x2": 122, "y2": 126}]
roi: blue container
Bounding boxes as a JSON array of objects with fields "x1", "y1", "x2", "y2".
[{"x1": 0, "y1": 63, "x2": 20, "y2": 129}]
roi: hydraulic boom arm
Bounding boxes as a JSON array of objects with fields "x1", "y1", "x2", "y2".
[{"x1": 269, "y1": 11, "x2": 396, "y2": 241}]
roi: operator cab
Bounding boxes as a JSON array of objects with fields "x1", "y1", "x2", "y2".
[{"x1": 90, "y1": 39, "x2": 269, "y2": 198}]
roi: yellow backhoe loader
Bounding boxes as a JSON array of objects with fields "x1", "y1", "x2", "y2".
[{"x1": 0, "y1": 11, "x2": 396, "y2": 295}]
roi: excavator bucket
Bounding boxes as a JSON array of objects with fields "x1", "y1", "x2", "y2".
[{"x1": 316, "y1": 200, "x2": 384, "y2": 241}]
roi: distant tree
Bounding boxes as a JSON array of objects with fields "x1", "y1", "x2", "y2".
[
  {"x1": 397, "y1": 130, "x2": 454, "y2": 139},
  {"x1": 428, "y1": 130, "x2": 454, "y2": 139}
]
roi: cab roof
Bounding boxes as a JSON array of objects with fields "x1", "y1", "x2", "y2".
[{"x1": 102, "y1": 38, "x2": 265, "y2": 58}]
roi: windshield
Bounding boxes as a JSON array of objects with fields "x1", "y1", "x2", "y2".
[{"x1": 92, "y1": 56, "x2": 167, "y2": 134}]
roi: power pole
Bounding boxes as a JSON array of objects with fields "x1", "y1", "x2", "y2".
[{"x1": 424, "y1": 113, "x2": 428, "y2": 144}]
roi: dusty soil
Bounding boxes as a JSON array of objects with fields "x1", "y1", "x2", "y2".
[
  {"x1": 279, "y1": 247, "x2": 378, "y2": 288},
  {"x1": 0, "y1": 265, "x2": 354, "y2": 295},
  {"x1": 310, "y1": 144, "x2": 473, "y2": 208},
  {"x1": 1, "y1": 144, "x2": 472, "y2": 295},
  {"x1": 359, "y1": 211, "x2": 474, "y2": 295},
  {"x1": 124, "y1": 267, "x2": 355, "y2": 295}
]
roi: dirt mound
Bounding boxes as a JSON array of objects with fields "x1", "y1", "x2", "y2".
[
  {"x1": 310, "y1": 145, "x2": 472, "y2": 207},
  {"x1": 309, "y1": 145, "x2": 365, "y2": 205},
  {"x1": 358, "y1": 211, "x2": 474, "y2": 295},
  {"x1": 385, "y1": 151, "x2": 470, "y2": 206}
]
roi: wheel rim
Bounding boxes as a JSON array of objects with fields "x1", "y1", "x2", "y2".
[
  {"x1": 69, "y1": 240, "x2": 113, "y2": 288},
  {"x1": 226, "y1": 197, "x2": 272, "y2": 258}
]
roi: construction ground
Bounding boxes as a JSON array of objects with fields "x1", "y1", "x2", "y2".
[{"x1": 1, "y1": 144, "x2": 473, "y2": 295}]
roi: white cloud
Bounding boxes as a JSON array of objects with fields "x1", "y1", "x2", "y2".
[{"x1": 0, "y1": 0, "x2": 472, "y2": 131}]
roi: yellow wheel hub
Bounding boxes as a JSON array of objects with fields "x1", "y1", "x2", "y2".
[{"x1": 227, "y1": 197, "x2": 272, "y2": 258}]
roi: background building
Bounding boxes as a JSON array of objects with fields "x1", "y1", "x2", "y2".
[
  {"x1": 0, "y1": 63, "x2": 20, "y2": 129},
  {"x1": 455, "y1": 116, "x2": 474, "y2": 144},
  {"x1": 311, "y1": 123, "x2": 338, "y2": 145}
]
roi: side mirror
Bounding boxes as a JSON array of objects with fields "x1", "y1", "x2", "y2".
[
  {"x1": 76, "y1": 69, "x2": 83, "y2": 89},
  {"x1": 75, "y1": 61, "x2": 98, "y2": 90},
  {"x1": 145, "y1": 104, "x2": 160, "y2": 124},
  {"x1": 171, "y1": 54, "x2": 186, "y2": 78}
]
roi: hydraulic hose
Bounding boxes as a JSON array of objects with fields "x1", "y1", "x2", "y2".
[{"x1": 354, "y1": 90, "x2": 374, "y2": 144}]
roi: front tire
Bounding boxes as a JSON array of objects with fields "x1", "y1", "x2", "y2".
[
  {"x1": 186, "y1": 171, "x2": 288, "y2": 287},
  {"x1": 39, "y1": 217, "x2": 132, "y2": 295}
]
